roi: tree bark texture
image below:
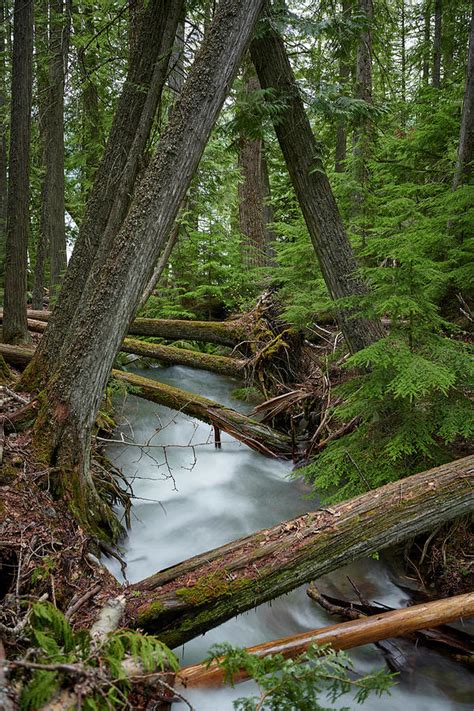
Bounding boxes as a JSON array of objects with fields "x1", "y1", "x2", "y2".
[
  {"x1": 250, "y1": 6, "x2": 384, "y2": 354},
  {"x1": 238, "y1": 66, "x2": 274, "y2": 268},
  {"x1": 452, "y1": 0, "x2": 474, "y2": 190},
  {"x1": 22, "y1": 0, "x2": 184, "y2": 385},
  {"x1": 29, "y1": 0, "x2": 266, "y2": 528},
  {"x1": 177, "y1": 592, "x2": 474, "y2": 687},
  {"x1": 126, "y1": 456, "x2": 474, "y2": 648},
  {"x1": 3, "y1": 0, "x2": 33, "y2": 345}
]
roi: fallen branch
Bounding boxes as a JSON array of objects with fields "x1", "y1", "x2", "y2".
[
  {"x1": 0, "y1": 344, "x2": 293, "y2": 458},
  {"x1": 176, "y1": 591, "x2": 474, "y2": 688}
]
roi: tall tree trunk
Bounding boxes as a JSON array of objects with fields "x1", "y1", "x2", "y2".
[
  {"x1": 432, "y1": 0, "x2": 442, "y2": 87},
  {"x1": 238, "y1": 65, "x2": 274, "y2": 268},
  {"x1": 0, "y1": 0, "x2": 7, "y2": 286},
  {"x1": 3, "y1": 0, "x2": 33, "y2": 345},
  {"x1": 422, "y1": 0, "x2": 431, "y2": 84},
  {"x1": 335, "y1": 0, "x2": 352, "y2": 173},
  {"x1": 46, "y1": 0, "x2": 70, "y2": 298},
  {"x1": 250, "y1": 5, "x2": 384, "y2": 354},
  {"x1": 20, "y1": 0, "x2": 184, "y2": 388},
  {"x1": 77, "y1": 7, "x2": 102, "y2": 203},
  {"x1": 452, "y1": 0, "x2": 474, "y2": 190},
  {"x1": 353, "y1": 0, "x2": 373, "y2": 238},
  {"x1": 30, "y1": 0, "x2": 265, "y2": 532},
  {"x1": 32, "y1": 0, "x2": 49, "y2": 310}
]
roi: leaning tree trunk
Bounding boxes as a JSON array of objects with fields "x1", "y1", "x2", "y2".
[
  {"x1": 19, "y1": 0, "x2": 184, "y2": 389},
  {"x1": 250, "y1": 4, "x2": 384, "y2": 354},
  {"x1": 452, "y1": 0, "x2": 474, "y2": 190},
  {"x1": 125, "y1": 456, "x2": 474, "y2": 648},
  {"x1": 3, "y1": 0, "x2": 33, "y2": 345},
  {"x1": 29, "y1": 0, "x2": 265, "y2": 533}
]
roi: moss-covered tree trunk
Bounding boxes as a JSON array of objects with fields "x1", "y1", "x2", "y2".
[
  {"x1": 452, "y1": 0, "x2": 474, "y2": 190},
  {"x1": 125, "y1": 456, "x2": 474, "y2": 647},
  {"x1": 28, "y1": 0, "x2": 265, "y2": 533},
  {"x1": 250, "y1": 3, "x2": 384, "y2": 354}
]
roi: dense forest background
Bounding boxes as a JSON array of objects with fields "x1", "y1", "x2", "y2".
[{"x1": 1, "y1": 0, "x2": 471, "y2": 496}]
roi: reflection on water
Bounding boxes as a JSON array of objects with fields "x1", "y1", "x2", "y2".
[{"x1": 107, "y1": 365, "x2": 473, "y2": 710}]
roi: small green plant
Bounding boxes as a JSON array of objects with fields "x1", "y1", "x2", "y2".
[
  {"x1": 18, "y1": 601, "x2": 178, "y2": 710},
  {"x1": 206, "y1": 643, "x2": 395, "y2": 710}
]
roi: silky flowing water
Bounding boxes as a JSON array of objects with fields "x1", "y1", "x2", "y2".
[{"x1": 107, "y1": 364, "x2": 472, "y2": 710}]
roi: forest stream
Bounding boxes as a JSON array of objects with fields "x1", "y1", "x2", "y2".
[{"x1": 106, "y1": 364, "x2": 473, "y2": 711}]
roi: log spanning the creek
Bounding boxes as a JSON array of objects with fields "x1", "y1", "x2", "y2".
[
  {"x1": 176, "y1": 592, "x2": 474, "y2": 688},
  {"x1": 0, "y1": 316, "x2": 246, "y2": 378},
  {"x1": 125, "y1": 456, "x2": 474, "y2": 648},
  {"x1": 14, "y1": 309, "x2": 250, "y2": 348},
  {"x1": 0, "y1": 344, "x2": 293, "y2": 458},
  {"x1": 120, "y1": 339, "x2": 245, "y2": 378},
  {"x1": 112, "y1": 370, "x2": 293, "y2": 457}
]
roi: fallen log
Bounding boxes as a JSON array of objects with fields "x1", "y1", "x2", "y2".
[
  {"x1": 113, "y1": 370, "x2": 293, "y2": 458},
  {"x1": 176, "y1": 592, "x2": 474, "y2": 688},
  {"x1": 0, "y1": 316, "x2": 247, "y2": 377},
  {"x1": 0, "y1": 344, "x2": 294, "y2": 458},
  {"x1": 125, "y1": 456, "x2": 474, "y2": 648},
  {"x1": 15, "y1": 309, "x2": 249, "y2": 348},
  {"x1": 307, "y1": 585, "x2": 474, "y2": 660},
  {"x1": 120, "y1": 338, "x2": 245, "y2": 378}
]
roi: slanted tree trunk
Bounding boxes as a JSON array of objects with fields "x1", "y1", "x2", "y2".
[
  {"x1": 28, "y1": 0, "x2": 266, "y2": 533},
  {"x1": 3, "y1": 0, "x2": 33, "y2": 345},
  {"x1": 250, "y1": 4, "x2": 384, "y2": 354},
  {"x1": 452, "y1": 0, "x2": 474, "y2": 190},
  {"x1": 20, "y1": 0, "x2": 184, "y2": 388},
  {"x1": 433, "y1": 0, "x2": 442, "y2": 87},
  {"x1": 238, "y1": 63, "x2": 274, "y2": 268},
  {"x1": 177, "y1": 592, "x2": 474, "y2": 687},
  {"x1": 125, "y1": 456, "x2": 474, "y2": 647}
]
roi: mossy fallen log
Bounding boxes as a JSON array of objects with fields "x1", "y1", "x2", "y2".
[
  {"x1": 0, "y1": 315, "x2": 247, "y2": 377},
  {"x1": 120, "y1": 338, "x2": 245, "y2": 378},
  {"x1": 176, "y1": 591, "x2": 474, "y2": 687},
  {"x1": 112, "y1": 370, "x2": 293, "y2": 458},
  {"x1": 17, "y1": 309, "x2": 249, "y2": 348},
  {"x1": 0, "y1": 343, "x2": 294, "y2": 458},
  {"x1": 125, "y1": 456, "x2": 474, "y2": 648}
]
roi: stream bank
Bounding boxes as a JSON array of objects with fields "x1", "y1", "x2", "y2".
[{"x1": 107, "y1": 364, "x2": 473, "y2": 711}]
